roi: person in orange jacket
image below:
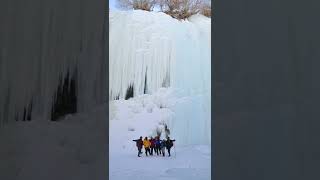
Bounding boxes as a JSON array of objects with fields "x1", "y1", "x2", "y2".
[{"x1": 143, "y1": 137, "x2": 151, "y2": 156}]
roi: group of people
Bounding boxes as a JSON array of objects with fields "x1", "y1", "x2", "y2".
[{"x1": 133, "y1": 136, "x2": 176, "y2": 157}]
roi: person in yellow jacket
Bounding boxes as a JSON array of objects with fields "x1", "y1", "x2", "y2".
[{"x1": 143, "y1": 137, "x2": 151, "y2": 156}]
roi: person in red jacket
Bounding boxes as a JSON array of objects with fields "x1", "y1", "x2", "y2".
[{"x1": 150, "y1": 137, "x2": 156, "y2": 155}]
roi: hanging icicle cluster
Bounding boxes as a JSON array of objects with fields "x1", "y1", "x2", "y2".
[
  {"x1": 109, "y1": 10, "x2": 211, "y2": 101},
  {"x1": 109, "y1": 10, "x2": 174, "y2": 100}
]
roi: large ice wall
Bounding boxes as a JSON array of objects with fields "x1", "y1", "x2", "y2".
[
  {"x1": 0, "y1": 0, "x2": 107, "y2": 125},
  {"x1": 109, "y1": 10, "x2": 210, "y2": 99},
  {"x1": 109, "y1": 10, "x2": 211, "y2": 145},
  {"x1": 109, "y1": 10, "x2": 173, "y2": 99}
]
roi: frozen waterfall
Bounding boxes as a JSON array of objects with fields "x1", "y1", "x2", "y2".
[{"x1": 109, "y1": 10, "x2": 211, "y2": 145}]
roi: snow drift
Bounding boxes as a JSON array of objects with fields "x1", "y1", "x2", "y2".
[{"x1": 109, "y1": 10, "x2": 211, "y2": 145}]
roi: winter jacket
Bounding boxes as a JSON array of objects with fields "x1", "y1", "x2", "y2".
[
  {"x1": 155, "y1": 139, "x2": 161, "y2": 146},
  {"x1": 160, "y1": 140, "x2": 166, "y2": 149},
  {"x1": 150, "y1": 139, "x2": 156, "y2": 147},
  {"x1": 143, "y1": 139, "x2": 151, "y2": 148},
  {"x1": 166, "y1": 139, "x2": 175, "y2": 148},
  {"x1": 133, "y1": 139, "x2": 143, "y2": 148}
]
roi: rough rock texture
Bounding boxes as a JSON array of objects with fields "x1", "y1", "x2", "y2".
[
  {"x1": 213, "y1": 0, "x2": 320, "y2": 180},
  {"x1": 0, "y1": 0, "x2": 108, "y2": 180}
]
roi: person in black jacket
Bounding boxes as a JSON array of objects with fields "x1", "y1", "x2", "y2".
[
  {"x1": 165, "y1": 137, "x2": 176, "y2": 157},
  {"x1": 132, "y1": 136, "x2": 143, "y2": 157},
  {"x1": 160, "y1": 139, "x2": 166, "y2": 156}
]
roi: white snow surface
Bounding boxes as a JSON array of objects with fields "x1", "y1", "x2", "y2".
[
  {"x1": 110, "y1": 145, "x2": 211, "y2": 180},
  {"x1": 109, "y1": 89, "x2": 211, "y2": 180}
]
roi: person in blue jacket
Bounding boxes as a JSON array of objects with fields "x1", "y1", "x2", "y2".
[
  {"x1": 155, "y1": 136, "x2": 161, "y2": 155},
  {"x1": 160, "y1": 139, "x2": 166, "y2": 156}
]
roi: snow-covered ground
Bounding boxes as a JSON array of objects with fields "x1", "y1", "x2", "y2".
[
  {"x1": 109, "y1": 89, "x2": 211, "y2": 180},
  {"x1": 110, "y1": 145, "x2": 210, "y2": 180}
]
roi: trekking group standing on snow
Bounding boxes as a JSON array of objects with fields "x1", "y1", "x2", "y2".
[{"x1": 133, "y1": 136, "x2": 176, "y2": 157}]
